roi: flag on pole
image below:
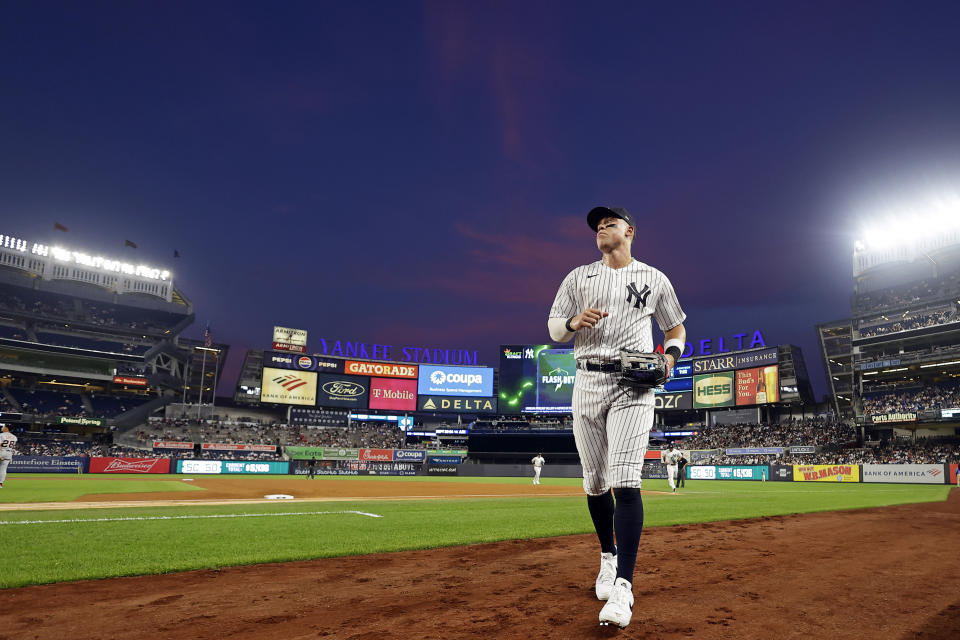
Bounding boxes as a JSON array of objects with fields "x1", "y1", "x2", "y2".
[
  {"x1": 54, "y1": 222, "x2": 68, "y2": 232},
  {"x1": 124, "y1": 240, "x2": 138, "y2": 249},
  {"x1": 173, "y1": 249, "x2": 180, "y2": 258}
]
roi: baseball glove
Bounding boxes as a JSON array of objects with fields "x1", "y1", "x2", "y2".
[{"x1": 618, "y1": 350, "x2": 669, "y2": 390}]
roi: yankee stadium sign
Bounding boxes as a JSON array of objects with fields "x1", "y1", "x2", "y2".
[{"x1": 309, "y1": 338, "x2": 479, "y2": 365}]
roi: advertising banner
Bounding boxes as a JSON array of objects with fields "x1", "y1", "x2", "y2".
[
  {"x1": 152, "y1": 441, "x2": 193, "y2": 449},
  {"x1": 368, "y1": 377, "x2": 417, "y2": 411},
  {"x1": 789, "y1": 446, "x2": 816, "y2": 454},
  {"x1": 427, "y1": 449, "x2": 468, "y2": 456},
  {"x1": 113, "y1": 375, "x2": 147, "y2": 386},
  {"x1": 89, "y1": 457, "x2": 171, "y2": 474},
  {"x1": 691, "y1": 348, "x2": 778, "y2": 375},
  {"x1": 672, "y1": 362, "x2": 694, "y2": 377},
  {"x1": 715, "y1": 465, "x2": 767, "y2": 480},
  {"x1": 770, "y1": 464, "x2": 794, "y2": 481},
  {"x1": 201, "y1": 443, "x2": 277, "y2": 452},
  {"x1": 56, "y1": 416, "x2": 104, "y2": 427},
  {"x1": 726, "y1": 447, "x2": 783, "y2": 455},
  {"x1": 427, "y1": 455, "x2": 463, "y2": 464},
  {"x1": 272, "y1": 326, "x2": 307, "y2": 353},
  {"x1": 862, "y1": 464, "x2": 946, "y2": 484},
  {"x1": 266, "y1": 352, "x2": 343, "y2": 373},
  {"x1": 177, "y1": 460, "x2": 288, "y2": 474},
  {"x1": 793, "y1": 464, "x2": 859, "y2": 482},
  {"x1": 292, "y1": 459, "x2": 418, "y2": 476},
  {"x1": 418, "y1": 395, "x2": 498, "y2": 413},
  {"x1": 642, "y1": 461, "x2": 668, "y2": 479},
  {"x1": 345, "y1": 360, "x2": 418, "y2": 379},
  {"x1": 736, "y1": 368, "x2": 762, "y2": 405},
  {"x1": 951, "y1": 464, "x2": 958, "y2": 485},
  {"x1": 393, "y1": 449, "x2": 426, "y2": 462},
  {"x1": 693, "y1": 372, "x2": 735, "y2": 408},
  {"x1": 284, "y1": 446, "x2": 326, "y2": 459},
  {"x1": 260, "y1": 367, "x2": 317, "y2": 406},
  {"x1": 359, "y1": 448, "x2": 394, "y2": 462},
  {"x1": 418, "y1": 365, "x2": 494, "y2": 397},
  {"x1": 7, "y1": 456, "x2": 86, "y2": 473},
  {"x1": 662, "y1": 377, "x2": 693, "y2": 392},
  {"x1": 427, "y1": 464, "x2": 459, "y2": 475},
  {"x1": 870, "y1": 412, "x2": 918, "y2": 424},
  {"x1": 654, "y1": 391, "x2": 693, "y2": 411},
  {"x1": 322, "y1": 447, "x2": 360, "y2": 461},
  {"x1": 687, "y1": 466, "x2": 716, "y2": 479},
  {"x1": 315, "y1": 373, "x2": 370, "y2": 409}
]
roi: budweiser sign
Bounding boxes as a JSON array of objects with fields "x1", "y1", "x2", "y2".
[{"x1": 89, "y1": 457, "x2": 171, "y2": 474}]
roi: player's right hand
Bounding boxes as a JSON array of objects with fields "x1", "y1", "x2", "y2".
[{"x1": 571, "y1": 307, "x2": 608, "y2": 330}]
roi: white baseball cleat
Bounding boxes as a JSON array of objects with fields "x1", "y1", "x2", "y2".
[
  {"x1": 598, "y1": 577, "x2": 634, "y2": 628},
  {"x1": 595, "y1": 552, "x2": 617, "y2": 600}
]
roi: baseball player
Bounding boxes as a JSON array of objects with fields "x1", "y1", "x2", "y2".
[
  {"x1": 531, "y1": 453, "x2": 545, "y2": 485},
  {"x1": 548, "y1": 206, "x2": 687, "y2": 629},
  {"x1": 661, "y1": 444, "x2": 682, "y2": 493},
  {"x1": 308, "y1": 457, "x2": 317, "y2": 479},
  {"x1": 0, "y1": 424, "x2": 17, "y2": 488}
]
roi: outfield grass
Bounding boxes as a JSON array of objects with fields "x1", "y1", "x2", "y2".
[
  {"x1": 0, "y1": 476, "x2": 951, "y2": 589},
  {"x1": 0, "y1": 475, "x2": 204, "y2": 503}
]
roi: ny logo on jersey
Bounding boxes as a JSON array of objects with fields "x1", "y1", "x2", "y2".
[{"x1": 625, "y1": 282, "x2": 651, "y2": 309}]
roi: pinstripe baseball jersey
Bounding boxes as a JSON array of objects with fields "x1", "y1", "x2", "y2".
[
  {"x1": 0, "y1": 431, "x2": 16, "y2": 460},
  {"x1": 549, "y1": 259, "x2": 686, "y2": 361}
]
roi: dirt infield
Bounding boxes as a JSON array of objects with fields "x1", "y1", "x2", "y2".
[{"x1": 1, "y1": 488, "x2": 958, "y2": 639}]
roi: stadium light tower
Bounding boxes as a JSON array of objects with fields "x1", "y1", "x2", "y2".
[{"x1": 853, "y1": 193, "x2": 960, "y2": 278}]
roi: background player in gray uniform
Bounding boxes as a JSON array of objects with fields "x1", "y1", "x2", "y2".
[
  {"x1": 548, "y1": 206, "x2": 687, "y2": 629},
  {"x1": 531, "y1": 453, "x2": 545, "y2": 485},
  {"x1": 0, "y1": 424, "x2": 17, "y2": 488},
  {"x1": 661, "y1": 444, "x2": 682, "y2": 493}
]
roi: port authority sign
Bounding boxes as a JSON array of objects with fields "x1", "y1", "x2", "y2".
[{"x1": 418, "y1": 395, "x2": 498, "y2": 413}]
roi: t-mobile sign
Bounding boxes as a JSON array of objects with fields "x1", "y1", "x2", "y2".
[{"x1": 369, "y1": 377, "x2": 417, "y2": 411}]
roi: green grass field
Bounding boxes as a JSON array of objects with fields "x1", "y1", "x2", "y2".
[{"x1": 0, "y1": 474, "x2": 951, "y2": 589}]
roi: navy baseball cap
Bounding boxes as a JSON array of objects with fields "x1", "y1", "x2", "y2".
[{"x1": 587, "y1": 206, "x2": 635, "y2": 232}]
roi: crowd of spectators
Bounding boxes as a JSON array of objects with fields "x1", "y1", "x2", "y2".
[
  {"x1": 472, "y1": 415, "x2": 574, "y2": 431},
  {"x1": 292, "y1": 423, "x2": 406, "y2": 449},
  {"x1": 680, "y1": 419, "x2": 857, "y2": 450},
  {"x1": 0, "y1": 288, "x2": 179, "y2": 335},
  {"x1": 852, "y1": 274, "x2": 960, "y2": 316},
  {"x1": 858, "y1": 308, "x2": 956, "y2": 338},
  {"x1": 861, "y1": 383, "x2": 960, "y2": 416}
]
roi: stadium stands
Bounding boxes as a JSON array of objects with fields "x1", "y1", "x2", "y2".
[{"x1": 861, "y1": 382, "x2": 960, "y2": 416}]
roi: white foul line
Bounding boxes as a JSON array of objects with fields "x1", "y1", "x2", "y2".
[{"x1": 0, "y1": 510, "x2": 383, "y2": 525}]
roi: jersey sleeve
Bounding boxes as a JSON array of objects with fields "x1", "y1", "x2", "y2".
[
  {"x1": 654, "y1": 272, "x2": 686, "y2": 332},
  {"x1": 548, "y1": 269, "x2": 579, "y2": 319}
]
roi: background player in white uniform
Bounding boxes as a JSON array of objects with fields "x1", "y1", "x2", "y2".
[
  {"x1": 548, "y1": 206, "x2": 687, "y2": 629},
  {"x1": 0, "y1": 424, "x2": 17, "y2": 488},
  {"x1": 661, "y1": 444, "x2": 682, "y2": 493},
  {"x1": 531, "y1": 453, "x2": 545, "y2": 485}
]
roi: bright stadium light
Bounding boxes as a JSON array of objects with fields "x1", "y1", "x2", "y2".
[{"x1": 855, "y1": 193, "x2": 960, "y2": 252}]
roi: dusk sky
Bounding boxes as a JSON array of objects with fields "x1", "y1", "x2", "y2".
[{"x1": 4, "y1": 1, "x2": 960, "y2": 400}]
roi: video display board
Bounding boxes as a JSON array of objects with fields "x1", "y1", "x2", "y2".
[
  {"x1": 260, "y1": 367, "x2": 317, "y2": 406},
  {"x1": 498, "y1": 344, "x2": 574, "y2": 413}
]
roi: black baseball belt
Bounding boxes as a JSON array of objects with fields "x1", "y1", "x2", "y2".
[{"x1": 576, "y1": 360, "x2": 623, "y2": 372}]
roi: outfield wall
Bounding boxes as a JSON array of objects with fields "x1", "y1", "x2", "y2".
[{"x1": 7, "y1": 457, "x2": 957, "y2": 484}]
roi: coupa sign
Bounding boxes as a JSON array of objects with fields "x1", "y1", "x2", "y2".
[{"x1": 417, "y1": 365, "x2": 493, "y2": 397}]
